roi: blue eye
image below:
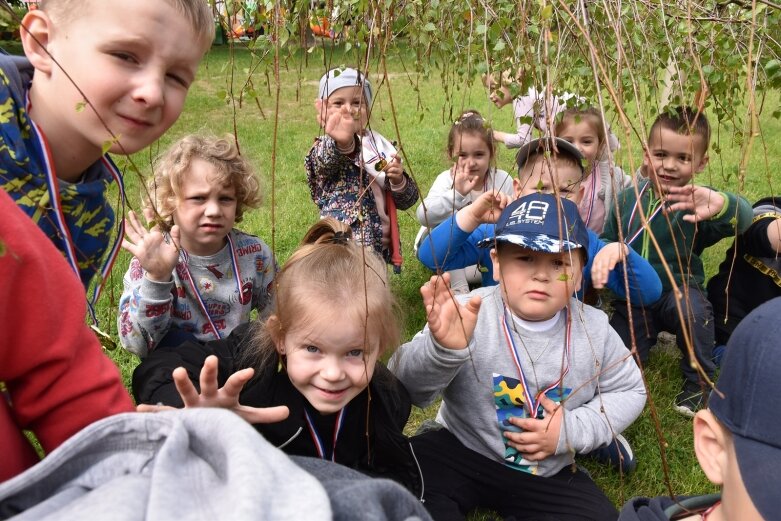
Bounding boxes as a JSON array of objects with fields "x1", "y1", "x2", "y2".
[
  {"x1": 305, "y1": 345, "x2": 319, "y2": 354},
  {"x1": 347, "y1": 349, "x2": 363, "y2": 357}
]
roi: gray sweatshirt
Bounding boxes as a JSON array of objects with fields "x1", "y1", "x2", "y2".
[{"x1": 392, "y1": 285, "x2": 645, "y2": 477}]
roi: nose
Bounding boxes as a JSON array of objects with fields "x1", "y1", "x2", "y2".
[
  {"x1": 662, "y1": 156, "x2": 676, "y2": 171},
  {"x1": 531, "y1": 259, "x2": 551, "y2": 281},
  {"x1": 204, "y1": 198, "x2": 222, "y2": 217},
  {"x1": 131, "y1": 70, "x2": 165, "y2": 108},
  {"x1": 320, "y1": 356, "x2": 345, "y2": 382}
]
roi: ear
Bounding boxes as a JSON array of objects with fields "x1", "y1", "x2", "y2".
[
  {"x1": 512, "y1": 178, "x2": 522, "y2": 199},
  {"x1": 490, "y1": 248, "x2": 501, "y2": 283},
  {"x1": 695, "y1": 153, "x2": 709, "y2": 174},
  {"x1": 693, "y1": 409, "x2": 729, "y2": 486},
  {"x1": 19, "y1": 10, "x2": 55, "y2": 75},
  {"x1": 266, "y1": 315, "x2": 285, "y2": 354},
  {"x1": 314, "y1": 99, "x2": 326, "y2": 127}
]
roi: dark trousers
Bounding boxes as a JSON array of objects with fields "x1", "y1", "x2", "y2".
[
  {"x1": 610, "y1": 286, "x2": 716, "y2": 384},
  {"x1": 411, "y1": 428, "x2": 618, "y2": 521}
]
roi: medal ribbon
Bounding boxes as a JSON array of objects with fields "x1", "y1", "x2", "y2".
[
  {"x1": 26, "y1": 94, "x2": 126, "y2": 324},
  {"x1": 625, "y1": 181, "x2": 665, "y2": 246},
  {"x1": 179, "y1": 233, "x2": 243, "y2": 340},
  {"x1": 500, "y1": 306, "x2": 572, "y2": 417},
  {"x1": 581, "y1": 166, "x2": 598, "y2": 228},
  {"x1": 304, "y1": 406, "x2": 346, "y2": 461}
]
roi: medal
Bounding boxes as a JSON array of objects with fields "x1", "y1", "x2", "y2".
[{"x1": 374, "y1": 158, "x2": 388, "y2": 171}]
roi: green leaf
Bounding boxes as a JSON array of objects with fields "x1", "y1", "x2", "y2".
[
  {"x1": 557, "y1": 273, "x2": 570, "y2": 281},
  {"x1": 75, "y1": 101, "x2": 87, "y2": 113},
  {"x1": 423, "y1": 22, "x2": 436, "y2": 32},
  {"x1": 102, "y1": 138, "x2": 118, "y2": 155},
  {"x1": 541, "y1": 4, "x2": 553, "y2": 20}
]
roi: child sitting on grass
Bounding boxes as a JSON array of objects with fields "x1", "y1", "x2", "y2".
[
  {"x1": 118, "y1": 135, "x2": 276, "y2": 358},
  {"x1": 0, "y1": 0, "x2": 213, "y2": 304},
  {"x1": 415, "y1": 110, "x2": 514, "y2": 294},
  {"x1": 305, "y1": 67, "x2": 419, "y2": 273},
  {"x1": 601, "y1": 106, "x2": 752, "y2": 417},
  {"x1": 132, "y1": 219, "x2": 423, "y2": 498},
  {"x1": 555, "y1": 106, "x2": 631, "y2": 234},
  {"x1": 394, "y1": 193, "x2": 646, "y2": 520},
  {"x1": 619, "y1": 296, "x2": 781, "y2": 521},
  {"x1": 417, "y1": 137, "x2": 662, "y2": 307}
]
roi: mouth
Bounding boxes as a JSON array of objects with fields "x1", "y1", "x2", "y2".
[
  {"x1": 526, "y1": 290, "x2": 549, "y2": 299},
  {"x1": 314, "y1": 386, "x2": 348, "y2": 399},
  {"x1": 117, "y1": 114, "x2": 153, "y2": 130},
  {"x1": 199, "y1": 223, "x2": 223, "y2": 232}
]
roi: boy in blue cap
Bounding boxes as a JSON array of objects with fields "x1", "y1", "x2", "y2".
[
  {"x1": 393, "y1": 193, "x2": 646, "y2": 520},
  {"x1": 619, "y1": 296, "x2": 781, "y2": 521}
]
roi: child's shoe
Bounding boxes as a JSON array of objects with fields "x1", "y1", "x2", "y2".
[
  {"x1": 582, "y1": 434, "x2": 637, "y2": 474},
  {"x1": 673, "y1": 381, "x2": 707, "y2": 418}
]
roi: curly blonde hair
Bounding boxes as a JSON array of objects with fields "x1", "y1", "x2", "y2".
[{"x1": 145, "y1": 135, "x2": 262, "y2": 224}]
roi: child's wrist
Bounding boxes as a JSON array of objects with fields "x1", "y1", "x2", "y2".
[{"x1": 709, "y1": 191, "x2": 730, "y2": 220}]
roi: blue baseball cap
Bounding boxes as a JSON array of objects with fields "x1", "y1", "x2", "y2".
[
  {"x1": 709, "y1": 297, "x2": 781, "y2": 519},
  {"x1": 318, "y1": 68, "x2": 373, "y2": 107},
  {"x1": 478, "y1": 192, "x2": 589, "y2": 263}
]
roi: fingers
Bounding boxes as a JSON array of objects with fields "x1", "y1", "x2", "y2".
[
  {"x1": 238, "y1": 405, "x2": 291, "y2": 425},
  {"x1": 198, "y1": 355, "x2": 220, "y2": 398},
  {"x1": 222, "y1": 367, "x2": 255, "y2": 398},
  {"x1": 172, "y1": 366, "x2": 201, "y2": 407}
]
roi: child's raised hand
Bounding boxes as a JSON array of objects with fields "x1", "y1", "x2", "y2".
[
  {"x1": 384, "y1": 154, "x2": 404, "y2": 186},
  {"x1": 324, "y1": 104, "x2": 357, "y2": 152},
  {"x1": 664, "y1": 184, "x2": 726, "y2": 222},
  {"x1": 137, "y1": 355, "x2": 290, "y2": 425},
  {"x1": 591, "y1": 242, "x2": 629, "y2": 289},
  {"x1": 505, "y1": 395, "x2": 563, "y2": 461},
  {"x1": 455, "y1": 190, "x2": 510, "y2": 232},
  {"x1": 121, "y1": 209, "x2": 180, "y2": 282},
  {"x1": 452, "y1": 162, "x2": 482, "y2": 196},
  {"x1": 421, "y1": 273, "x2": 482, "y2": 350}
]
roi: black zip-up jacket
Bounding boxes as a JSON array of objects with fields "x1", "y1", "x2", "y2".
[{"x1": 132, "y1": 324, "x2": 423, "y2": 498}]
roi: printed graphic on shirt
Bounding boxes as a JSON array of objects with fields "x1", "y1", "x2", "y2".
[{"x1": 493, "y1": 373, "x2": 571, "y2": 474}]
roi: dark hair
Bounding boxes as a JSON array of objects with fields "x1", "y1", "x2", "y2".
[
  {"x1": 649, "y1": 106, "x2": 710, "y2": 154},
  {"x1": 447, "y1": 109, "x2": 495, "y2": 162}
]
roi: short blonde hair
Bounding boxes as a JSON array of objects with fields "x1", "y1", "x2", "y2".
[
  {"x1": 40, "y1": 0, "x2": 215, "y2": 48},
  {"x1": 146, "y1": 135, "x2": 262, "y2": 224}
]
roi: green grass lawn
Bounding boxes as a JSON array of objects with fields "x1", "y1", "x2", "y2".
[{"x1": 93, "y1": 41, "x2": 779, "y2": 513}]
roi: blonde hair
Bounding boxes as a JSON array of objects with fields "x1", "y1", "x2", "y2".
[
  {"x1": 146, "y1": 135, "x2": 261, "y2": 224},
  {"x1": 40, "y1": 0, "x2": 215, "y2": 49},
  {"x1": 554, "y1": 107, "x2": 608, "y2": 163},
  {"x1": 245, "y1": 219, "x2": 401, "y2": 376}
]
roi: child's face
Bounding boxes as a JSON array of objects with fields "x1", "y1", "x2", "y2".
[
  {"x1": 172, "y1": 158, "x2": 237, "y2": 257},
  {"x1": 644, "y1": 126, "x2": 709, "y2": 191},
  {"x1": 25, "y1": 0, "x2": 206, "y2": 156},
  {"x1": 453, "y1": 132, "x2": 492, "y2": 181},
  {"x1": 317, "y1": 85, "x2": 369, "y2": 132},
  {"x1": 276, "y1": 310, "x2": 379, "y2": 414},
  {"x1": 513, "y1": 159, "x2": 585, "y2": 204},
  {"x1": 484, "y1": 76, "x2": 514, "y2": 109},
  {"x1": 490, "y1": 244, "x2": 583, "y2": 321},
  {"x1": 559, "y1": 120, "x2": 602, "y2": 165}
]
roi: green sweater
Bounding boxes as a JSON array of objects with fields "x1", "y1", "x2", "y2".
[{"x1": 601, "y1": 179, "x2": 752, "y2": 294}]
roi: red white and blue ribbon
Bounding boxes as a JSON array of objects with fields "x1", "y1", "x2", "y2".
[
  {"x1": 625, "y1": 181, "x2": 664, "y2": 246},
  {"x1": 26, "y1": 94, "x2": 126, "y2": 324},
  {"x1": 180, "y1": 233, "x2": 243, "y2": 340},
  {"x1": 500, "y1": 307, "x2": 572, "y2": 418},
  {"x1": 304, "y1": 406, "x2": 346, "y2": 461}
]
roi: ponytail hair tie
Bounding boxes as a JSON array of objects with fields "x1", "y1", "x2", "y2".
[{"x1": 329, "y1": 231, "x2": 350, "y2": 245}]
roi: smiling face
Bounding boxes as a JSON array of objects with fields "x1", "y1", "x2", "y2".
[
  {"x1": 317, "y1": 85, "x2": 370, "y2": 133},
  {"x1": 514, "y1": 157, "x2": 586, "y2": 204},
  {"x1": 491, "y1": 244, "x2": 583, "y2": 321},
  {"x1": 276, "y1": 308, "x2": 379, "y2": 414},
  {"x1": 24, "y1": 0, "x2": 207, "y2": 161},
  {"x1": 644, "y1": 126, "x2": 709, "y2": 191},
  {"x1": 172, "y1": 158, "x2": 237, "y2": 257},
  {"x1": 484, "y1": 75, "x2": 514, "y2": 109},
  {"x1": 559, "y1": 119, "x2": 602, "y2": 166}
]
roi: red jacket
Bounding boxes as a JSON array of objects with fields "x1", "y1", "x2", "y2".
[{"x1": 0, "y1": 189, "x2": 134, "y2": 482}]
